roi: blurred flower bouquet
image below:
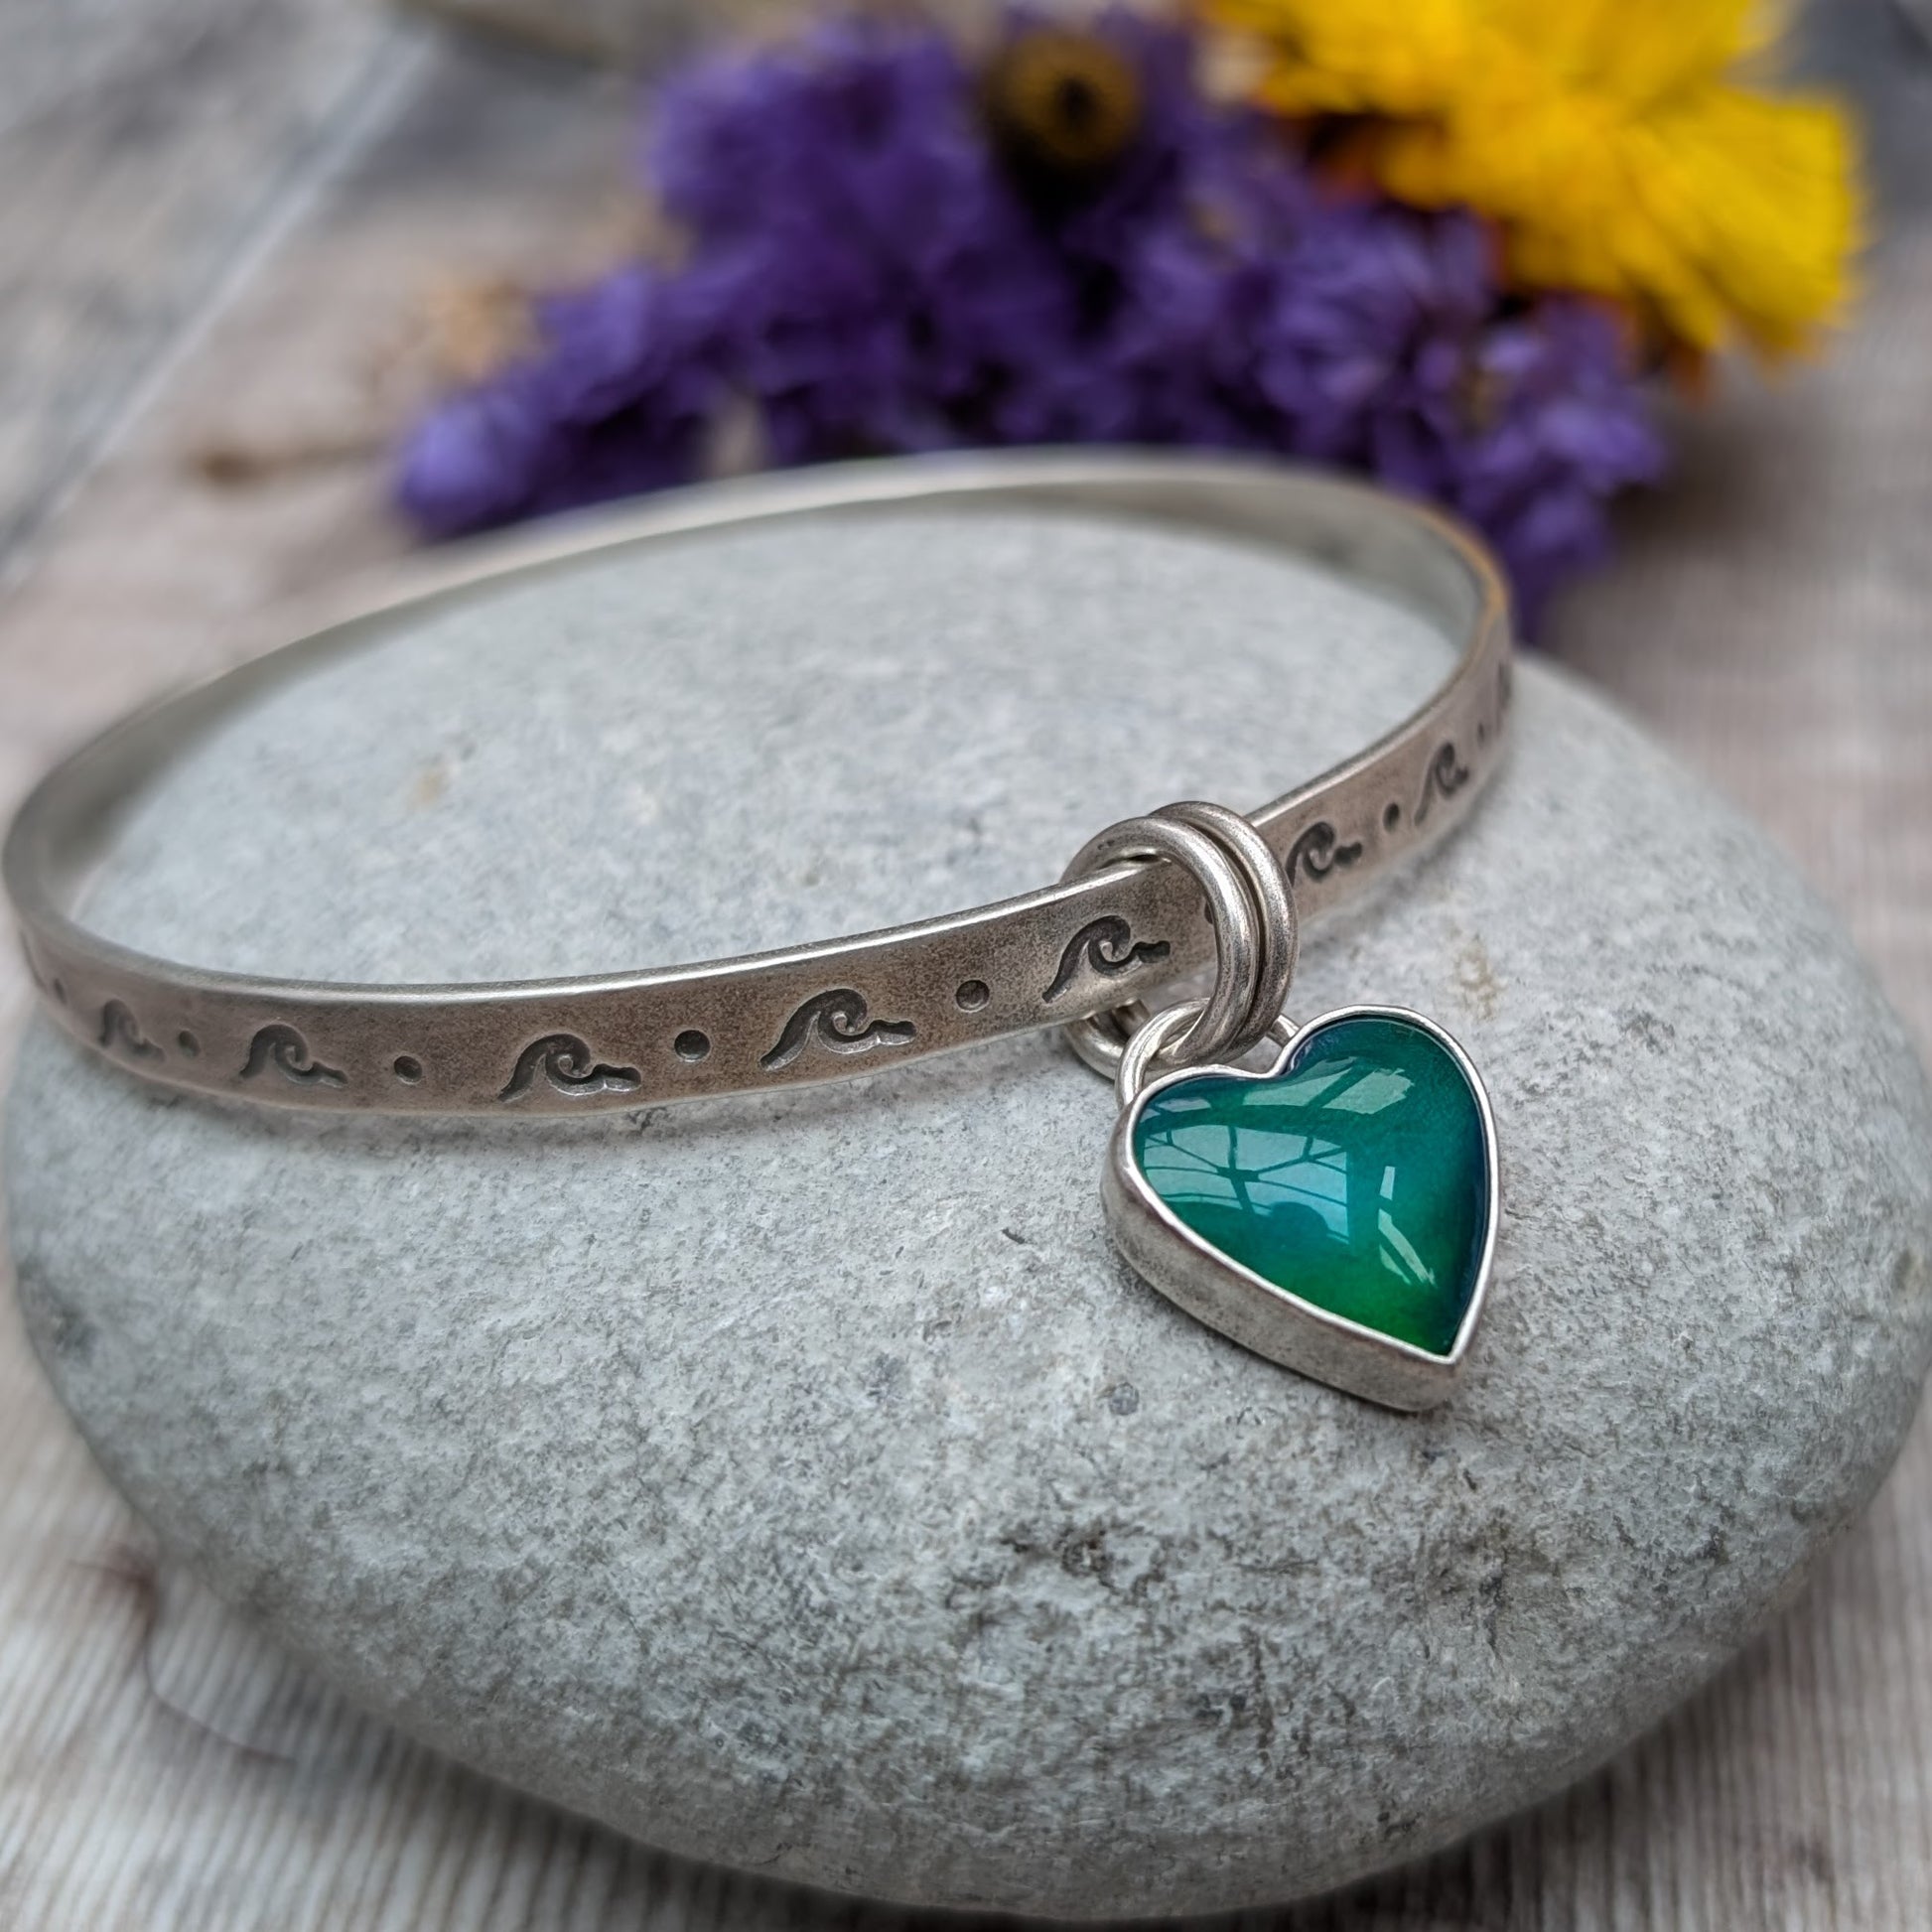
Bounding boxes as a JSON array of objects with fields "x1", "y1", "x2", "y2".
[{"x1": 398, "y1": 0, "x2": 1859, "y2": 625}]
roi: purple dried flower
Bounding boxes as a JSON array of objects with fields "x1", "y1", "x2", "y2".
[
  {"x1": 394, "y1": 8, "x2": 1666, "y2": 623},
  {"x1": 650, "y1": 18, "x2": 1079, "y2": 461},
  {"x1": 396, "y1": 263, "x2": 729, "y2": 536},
  {"x1": 1243, "y1": 203, "x2": 1666, "y2": 621}
]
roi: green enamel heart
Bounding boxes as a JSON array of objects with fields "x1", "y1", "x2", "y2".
[{"x1": 1131, "y1": 1013, "x2": 1491, "y2": 1356}]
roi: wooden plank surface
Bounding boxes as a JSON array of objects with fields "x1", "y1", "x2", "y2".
[
  {"x1": 0, "y1": 0, "x2": 414, "y2": 580},
  {"x1": 3, "y1": 11, "x2": 1932, "y2": 1929}
]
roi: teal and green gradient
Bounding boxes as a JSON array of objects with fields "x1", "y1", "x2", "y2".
[{"x1": 1131, "y1": 1015, "x2": 1489, "y2": 1356}]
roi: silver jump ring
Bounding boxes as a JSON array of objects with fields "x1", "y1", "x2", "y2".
[
  {"x1": 1153, "y1": 800, "x2": 1298, "y2": 1057},
  {"x1": 1060, "y1": 803, "x2": 1299, "y2": 1077},
  {"x1": 1062, "y1": 997, "x2": 1155, "y2": 1080},
  {"x1": 1114, "y1": 999, "x2": 1297, "y2": 1108},
  {"x1": 1059, "y1": 815, "x2": 1263, "y2": 1070}
]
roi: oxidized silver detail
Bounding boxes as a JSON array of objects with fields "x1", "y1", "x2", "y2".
[
  {"x1": 758, "y1": 990, "x2": 917, "y2": 1072},
  {"x1": 499, "y1": 1035, "x2": 643, "y2": 1102},
  {"x1": 2, "y1": 452, "x2": 1514, "y2": 1116},
  {"x1": 1040, "y1": 917, "x2": 1172, "y2": 1005},
  {"x1": 1058, "y1": 813, "x2": 1271, "y2": 1069},
  {"x1": 1060, "y1": 799, "x2": 1299, "y2": 1079},
  {"x1": 237, "y1": 1023, "x2": 345, "y2": 1089},
  {"x1": 1285, "y1": 821, "x2": 1363, "y2": 883},
  {"x1": 1152, "y1": 801, "x2": 1298, "y2": 1052},
  {"x1": 97, "y1": 999, "x2": 162, "y2": 1062}
]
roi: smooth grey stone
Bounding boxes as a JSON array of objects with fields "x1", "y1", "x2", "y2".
[{"x1": 9, "y1": 505, "x2": 1932, "y2": 1921}]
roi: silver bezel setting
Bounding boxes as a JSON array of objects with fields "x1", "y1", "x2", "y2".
[{"x1": 1103, "y1": 1005, "x2": 1499, "y2": 1412}]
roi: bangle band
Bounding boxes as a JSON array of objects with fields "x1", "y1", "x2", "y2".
[{"x1": 5, "y1": 452, "x2": 1510, "y2": 1122}]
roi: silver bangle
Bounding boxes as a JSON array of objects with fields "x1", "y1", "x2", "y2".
[{"x1": 5, "y1": 452, "x2": 1510, "y2": 1122}]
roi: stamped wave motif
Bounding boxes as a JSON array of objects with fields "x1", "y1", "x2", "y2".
[
  {"x1": 499, "y1": 1034, "x2": 642, "y2": 1101},
  {"x1": 1041, "y1": 917, "x2": 1172, "y2": 1005},
  {"x1": 1413, "y1": 742, "x2": 1471, "y2": 825},
  {"x1": 759, "y1": 990, "x2": 916, "y2": 1072},
  {"x1": 238, "y1": 1023, "x2": 345, "y2": 1088},
  {"x1": 1286, "y1": 822, "x2": 1364, "y2": 884},
  {"x1": 98, "y1": 999, "x2": 162, "y2": 1061}
]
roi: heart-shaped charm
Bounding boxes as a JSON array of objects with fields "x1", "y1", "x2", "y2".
[{"x1": 1103, "y1": 1006, "x2": 1497, "y2": 1410}]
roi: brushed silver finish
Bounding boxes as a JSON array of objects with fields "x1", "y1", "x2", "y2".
[
  {"x1": 4, "y1": 451, "x2": 1512, "y2": 1115},
  {"x1": 1057, "y1": 811, "x2": 1269, "y2": 1070},
  {"x1": 1061, "y1": 798, "x2": 1300, "y2": 1078},
  {"x1": 1155, "y1": 800, "x2": 1299, "y2": 1053}
]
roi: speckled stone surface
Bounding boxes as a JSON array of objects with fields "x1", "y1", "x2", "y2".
[{"x1": 8, "y1": 506, "x2": 1932, "y2": 1921}]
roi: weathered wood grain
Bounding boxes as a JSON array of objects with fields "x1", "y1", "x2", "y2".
[
  {"x1": 0, "y1": 0, "x2": 412, "y2": 579},
  {"x1": 3, "y1": 10, "x2": 1932, "y2": 1930}
]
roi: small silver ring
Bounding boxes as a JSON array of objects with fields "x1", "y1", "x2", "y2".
[
  {"x1": 1062, "y1": 997, "x2": 1153, "y2": 1080},
  {"x1": 1061, "y1": 802, "x2": 1299, "y2": 1079},
  {"x1": 1153, "y1": 800, "x2": 1298, "y2": 1058},
  {"x1": 1114, "y1": 999, "x2": 1297, "y2": 1108},
  {"x1": 1059, "y1": 816, "x2": 1262, "y2": 1068}
]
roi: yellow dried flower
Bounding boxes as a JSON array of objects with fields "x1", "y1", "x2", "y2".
[{"x1": 1202, "y1": 0, "x2": 1861, "y2": 357}]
